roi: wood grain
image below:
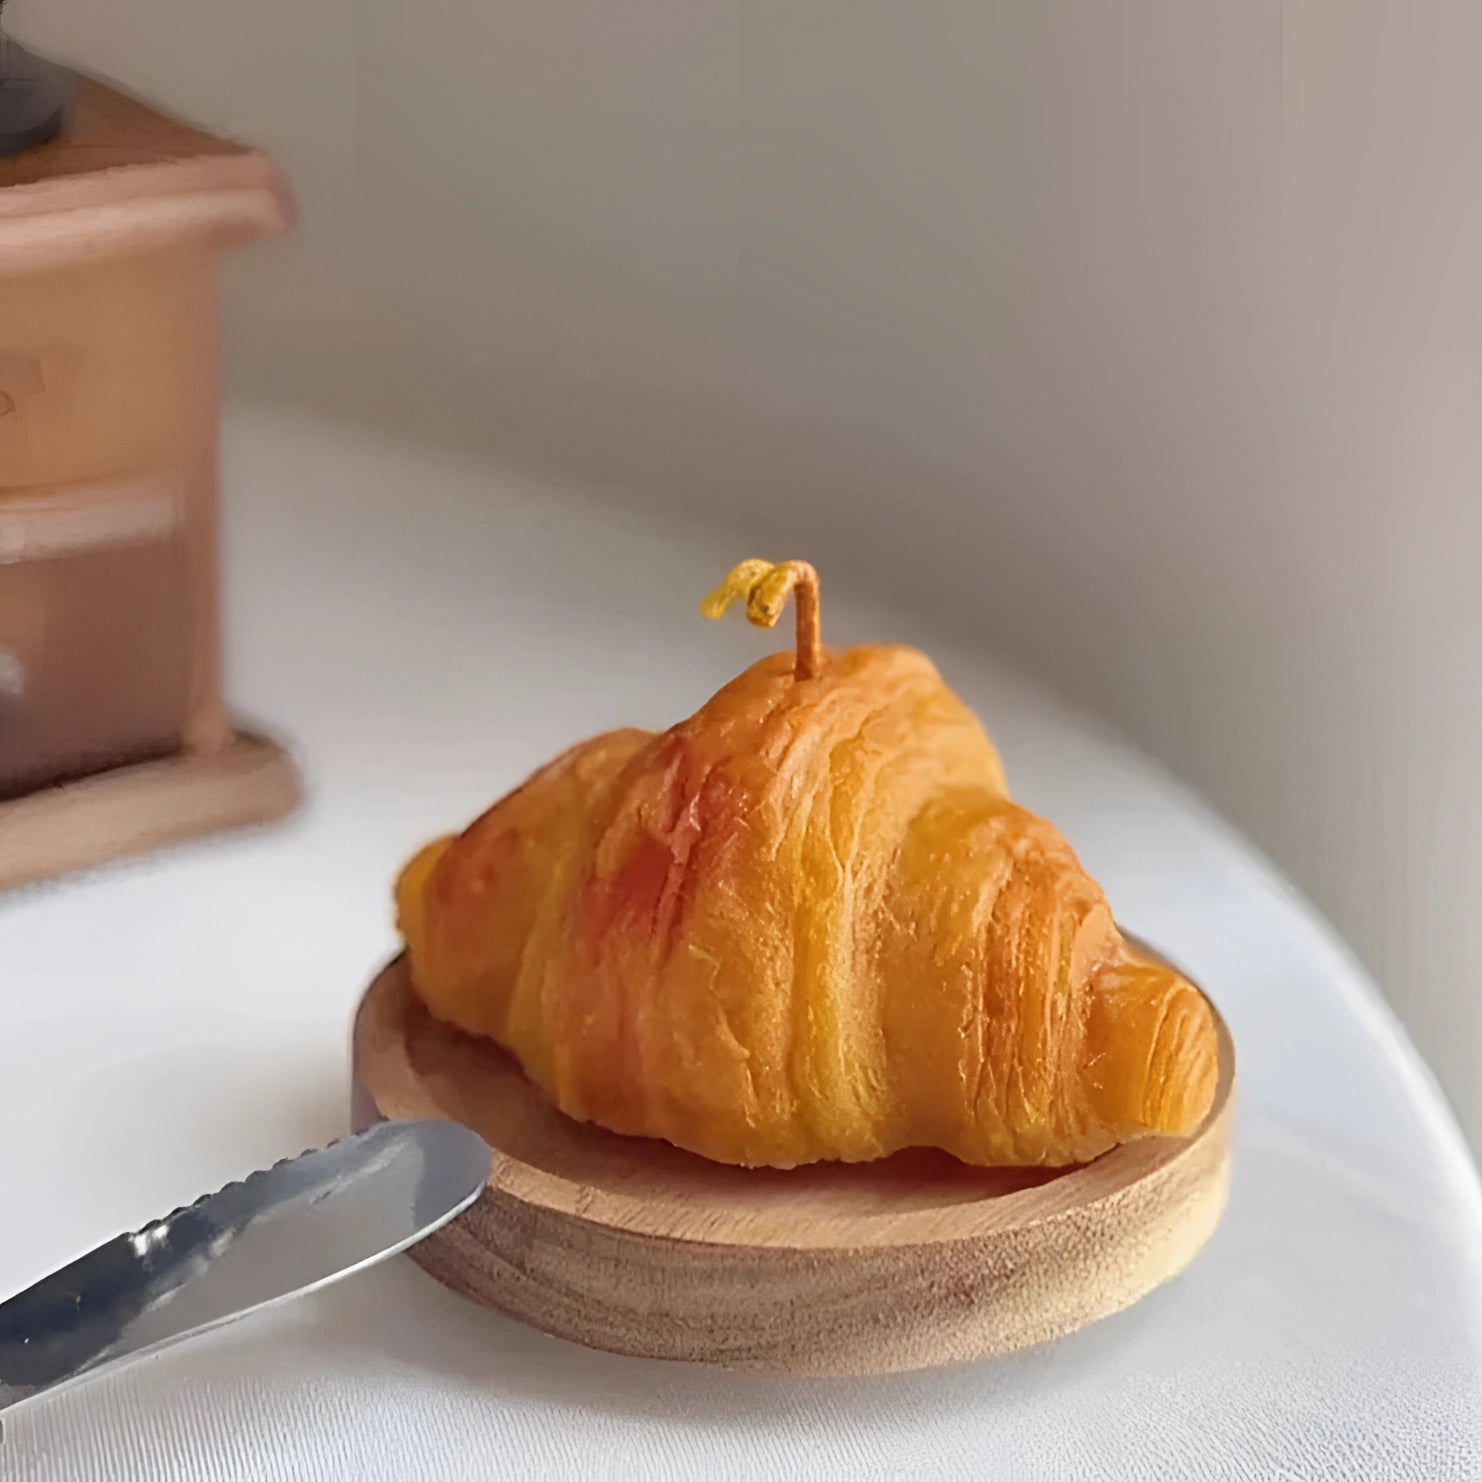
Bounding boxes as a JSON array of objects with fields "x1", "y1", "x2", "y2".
[
  {"x1": 0, "y1": 730, "x2": 297, "y2": 890},
  {"x1": 353, "y1": 954, "x2": 1233, "y2": 1374}
]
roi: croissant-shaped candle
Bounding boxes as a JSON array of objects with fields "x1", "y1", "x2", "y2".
[{"x1": 396, "y1": 560, "x2": 1219, "y2": 1168}]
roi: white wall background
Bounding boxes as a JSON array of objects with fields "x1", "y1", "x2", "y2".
[{"x1": 14, "y1": 1, "x2": 1482, "y2": 1144}]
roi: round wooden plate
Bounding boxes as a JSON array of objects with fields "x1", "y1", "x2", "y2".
[{"x1": 352, "y1": 955, "x2": 1233, "y2": 1375}]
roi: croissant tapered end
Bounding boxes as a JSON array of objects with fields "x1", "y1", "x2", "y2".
[
  {"x1": 1085, "y1": 958, "x2": 1221, "y2": 1141},
  {"x1": 395, "y1": 560, "x2": 1220, "y2": 1169}
]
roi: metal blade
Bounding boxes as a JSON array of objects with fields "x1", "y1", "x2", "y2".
[{"x1": 0, "y1": 1119, "x2": 490, "y2": 1419}]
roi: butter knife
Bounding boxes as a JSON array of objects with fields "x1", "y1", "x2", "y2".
[{"x1": 0, "y1": 1119, "x2": 490, "y2": 1426}]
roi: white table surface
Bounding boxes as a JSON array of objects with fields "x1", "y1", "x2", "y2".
[{"x1": 3, "y1": 405, "x2": 1480, "y2": 1481}]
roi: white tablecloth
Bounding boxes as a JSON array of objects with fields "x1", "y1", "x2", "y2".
[{"x1": 3, "y1": 406, "x2": 1480, "y2": 1480}]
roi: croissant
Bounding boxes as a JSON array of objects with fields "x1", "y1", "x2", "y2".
[{"x1": 396, "y1": 560, "x2": 1219, "y2": 1169}]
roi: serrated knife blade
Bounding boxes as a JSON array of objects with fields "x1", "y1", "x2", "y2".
[{"x1": 0, "y1": 1119, "x2": 490, "y2": 1424}]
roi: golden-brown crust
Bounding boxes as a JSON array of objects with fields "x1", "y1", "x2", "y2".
[{"x1": 396, "y1": 642, "x2": 1218, "y2": 1169}]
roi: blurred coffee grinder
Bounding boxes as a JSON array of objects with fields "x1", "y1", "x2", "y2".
[{"x1": 0, "y1": 12, "x2": 298, "y2": 889}]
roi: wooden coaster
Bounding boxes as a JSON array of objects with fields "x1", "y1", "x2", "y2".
[
  {"x1": 352, "y1": 954, "x2": 1233, "y2": 1375},
  {"x1": 0, "y1": 731, "x2": 297, "y2": 890}
]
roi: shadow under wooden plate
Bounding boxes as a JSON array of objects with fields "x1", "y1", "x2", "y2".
[{"x1": 352, "y1": 954, "x2": 1233, "y2": 1375}]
